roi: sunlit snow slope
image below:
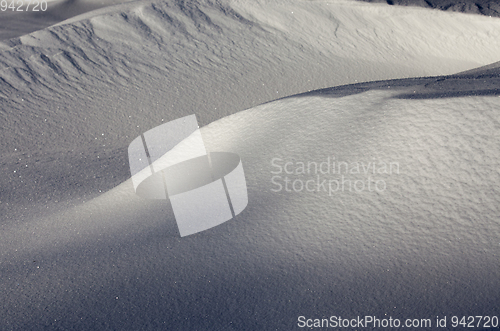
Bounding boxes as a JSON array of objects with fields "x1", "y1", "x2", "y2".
[
  {"x1": 2, "y1": 0, "x2": 500, "y2": 220},
  {"x1": 0, "y1": 0, "x2": 499, "y2": 329},
  {"x1": 1, "y1": 65, "x2": 499, "y2": 330}
]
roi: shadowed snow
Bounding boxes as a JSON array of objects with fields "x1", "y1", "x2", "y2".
[{"x1": 0, "y1": 0, "x2": 499, "y2": 329}]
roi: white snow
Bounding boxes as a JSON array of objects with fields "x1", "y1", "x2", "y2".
[{"x1": 0, "y1": 0, "x2": 499, "y2": 329}]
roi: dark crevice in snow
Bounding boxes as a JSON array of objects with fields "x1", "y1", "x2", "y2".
[{"x1": 290, "y1": 70, "x2": 500, "y2": 101}]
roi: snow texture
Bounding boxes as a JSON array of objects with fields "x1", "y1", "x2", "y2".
[
  {"x1": 0, "y1": 0, "x2": 499, "y2": 329},
  {"x1": 359, "y1": 0, "x2": 500, "y2": 18}
]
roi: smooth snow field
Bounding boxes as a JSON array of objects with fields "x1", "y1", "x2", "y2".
[{"x1": 0, "y1": 0, "x2": 499, "y2": 329}]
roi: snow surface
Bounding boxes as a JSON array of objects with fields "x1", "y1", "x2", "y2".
[
  {"x1": 359, "y1": 0, "x2": 500, "y2": 18},
  {"x1": 0, "y1": 0, "x2": 134, "y2": 41},
  {"x1": 0, "y1": 0, "x2": 499, "y2": 329}
]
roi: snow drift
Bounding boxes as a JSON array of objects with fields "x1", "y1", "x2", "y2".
[{"x1": 0, "y1": 0, "x2": 499, "y2": 329}]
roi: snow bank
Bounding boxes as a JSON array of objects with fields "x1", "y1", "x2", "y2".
[
  {"x1": 2, "y1": 0, "x2": 500, "y2": 216},
  {"x1": 1, "y1": 0, "x2": 499, "y2": 329}
]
